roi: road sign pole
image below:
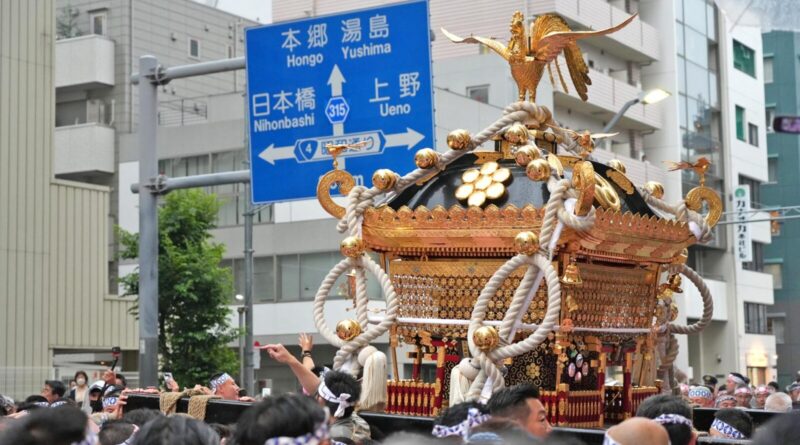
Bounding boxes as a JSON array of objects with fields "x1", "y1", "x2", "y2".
[
  {"x1": 243, "y1": 182, "x2": 255, "y2": 396},
  {"x1": 138, "y1": 55, "x2": 160, "y2": 388}
]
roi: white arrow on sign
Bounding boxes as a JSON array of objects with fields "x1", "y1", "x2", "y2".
[
  {"x1": 385, "y1": 127, "x2": 425, "y2": 150},
  {"x1": 258, "y1": 144, "x2": 294, "y2": 165},
  {"x1": 327, "y1": 65, "x2": 347, "y2": 136}
]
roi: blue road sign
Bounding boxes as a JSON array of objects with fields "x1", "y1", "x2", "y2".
[{"x1": 245, "y1": 0, "x2": 435, "y2": 205}]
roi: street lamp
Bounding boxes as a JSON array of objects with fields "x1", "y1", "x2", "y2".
[
  {"x1": 235, "y1": 294, "x2": 245, "y2": 383},
  {"x1": 601, "y1": 88, "x2": 671, "y2": 133}
]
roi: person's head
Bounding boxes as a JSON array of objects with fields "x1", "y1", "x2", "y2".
[
  {"x1": 317, "y1": 370, "x2": 360, "y2": 420},
  {"x1": 606, "y1": 417, "x2": 670, "y2": 445},
  {"x1": 751, "y1": 411, "x2": 800, "y2": 445},
  {"x1": 754, "y1": 385, "x2": 770, "y2": 408},
  {"x1": 687, "y1": 386, "x2": 713, "y2": 408},
  {"x1": 708, "y1": 408, "x2": 753, "y2": 439},
  {"x1": 0, "y1": 405, "x2": 89, "y2": 445},
  {"x1": 234, "y1": 393, "x2": 329, "y2": 445},
  {"x1": 99, "y1": 420, "x2": 138, "y2": 445},
  {"x1": 715, "y1": 394, "x2": 737, "y2": 409},
  {"x1": 73, "y1": 371, "x2": 88, "y2": 388},
  {"x1": 702, "y1": 375, "x2": 718, "y2": 390},
  {"x1": 115, "y1": 373, "x2": 128, "y2": 389},
  {"x1": 734, "y1": 385, "x2": 752, "y2": 407},
  {"x1": 130, "y1": 414, "x2": 218, "y2": 445},
  {"x1": 210, "y1": 373, "x2": 241, "y2": 401},
  {"x1": 41, "y1": 380, "x2": 66, "y2": 403},
  {"x1": 123, "y1": 408, "x2": 164, "y2": 427},
  {"x1": 432, "y1": 401, "x2": 490, "y2": 441},
  {"x1": 468, "y1": 417, "x2": 536, "y2": 445},
  {"x1": 726, "y1": 372, "x2": 747, "y2": 393},
  {"x1": 208, "y1": 423, "x2": 235, "y2": 444},
  {"x1": 764, "y1": 392, "x2": 793, "y2": 412},
  {"x1": 487, "y1": 383, "x2": 551, "y2": 439},
  {"x1": 19, "y1": 395, "x2": 50, "y2": 411},
  {"x1": 787, "y1": 382, "x2": 800, "y2": 401},
  {"x1": 102, "y1": 390, "x2": 122, "y2": 414},
  {"x1": 767, "y1": 381, "x2": 780, "y2": 393},
  {"x1": 635, "y1": 394, "x2": 694, "y2": 445}
]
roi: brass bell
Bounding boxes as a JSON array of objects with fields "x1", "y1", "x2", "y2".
[
  {"x1": 561, "y1": 260, "x2": 583, "y2": 286},
  {"x1": 336, "y1": 319, "x2": 362, "y2": 341},
  {"x1": 472, "y1": 325, "x2": 500, "y2": 352}
]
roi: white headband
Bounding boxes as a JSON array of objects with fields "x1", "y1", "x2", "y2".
[
  {"x1": 653, "y1": 413, "x2": 693, "y2": 428},
  {"x1": 210, "y1": 373, "x2": 233, "y2": 393},
  {"x1": 317, "y1": 379, "x2": 352, "y2": 418},
  {"x1": 431, "y1": 408, "x2": 490, "y2": 439},
  {"x1": 115, "y1": 424, "x2": 140, "y2": 445},
  {"x1": 729, "y1": 374, "x2": 746, "y2": 385}
]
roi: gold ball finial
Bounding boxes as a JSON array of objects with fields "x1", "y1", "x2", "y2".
[
  {"x1": 608, "y1": 159, "x2": 626, "y2": 173},
  {"x1": 447, "y1": 129, "x2": 472, "y2": 151},
  {"x1": 514, "y1": 145, "x2": 540, "y2": 167},
  {"x1": 514, "y1": 231, "x2": 540, "y2": 256},
  {"x1": 414, "y1": 148, "x2": 440, "y2": 169},
  {"x1": 504, "y1": 122, "x2": 529, "y2": 145},
  {"x1": 643, "y1": 181, "x2": 665, "y2": 199},
  {"x1": 472, "y1": 325, "x2": 500, "y2": 352},
  {"x1": 372, "y1": 169, "x2": 398, "y2": 191},
  {"x1": 340, "y1": 236, "x2": 366, "y2": 258},
  {"x1": 526, "y1": 158, "x2": 551, "y2": 182},
  {"x1": 336, "y1": 319, "x2": 362, "y2": 341}
]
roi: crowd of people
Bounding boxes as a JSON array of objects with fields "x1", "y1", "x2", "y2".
[{"x1": 2, "y1": 337, "x2": 800, "y2": 445}]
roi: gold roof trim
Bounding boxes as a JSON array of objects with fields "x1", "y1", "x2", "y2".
[{"x1": 363, "y1": 204, "x2": 694, "y2": 261}]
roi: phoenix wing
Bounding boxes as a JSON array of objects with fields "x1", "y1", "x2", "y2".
[
  {"x1": 663, "y1": 160, "x2": 694, "y2": 171},
  {"x1": 441, "y1": 28, "x2": 511, "y2": 60},
  {"x1": 530, "y1": 14, "x2": 637, "y2": 100}
]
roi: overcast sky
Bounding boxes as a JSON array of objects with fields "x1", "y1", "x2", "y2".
[{"x1": 214, "y1": 0, "x2": 272, "y2": 24}]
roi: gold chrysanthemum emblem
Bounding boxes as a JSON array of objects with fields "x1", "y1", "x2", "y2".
[
  {"x1": 526, "y1": 363, "x2": 541, "y2": 379},
  {"x1": 455, "y1": 161, "x2": 511, "y2": 207}
]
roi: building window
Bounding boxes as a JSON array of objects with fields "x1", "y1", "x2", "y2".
[
  {"x1": 736, "y1": 105, "x2": 745, "y2": 141},
  {"x1": 766, "y1": 107, "x2": 775, "y2": 133},
  {"x1": 744, "y1": 302, "x2": 768, "y2": 334},
  {"x1": 768, "y1": 156, "x2": 778, "y2": 183},
  {"x1": 748, "y1": 123, "x2": 759, "y2": 147},
  {"x1": 738, "y1": 175, "x2": 761, "y2": 207},
  {"x1": 742, "y1": 241, "x2": 764, "y2": 272},
  {"x1": 90, "y1": 11, "x2": 107, "y2": 36},
  {"x1": 763, "y1": 56, "x2": 773, "y2": 83},
  {"x1": 733, "y1": 40, "x2": 756, "y2": 77},
  {"x1": 189, "y1": 38, "x2": 201, "y2": 59},
  {"x1": 768, "y1": 316, "x2": 785, "y2": 344},
  {"x1": 764, "y1": 262, "x2": 783, "y2": 289},
  {"x1": 467, "y1": 85, "x2": 489, "y2": 104}
]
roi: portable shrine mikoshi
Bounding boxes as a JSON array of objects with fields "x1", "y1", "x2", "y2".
[{"x1": 311, "y1": 10, "x2": 722, "y2": 427}]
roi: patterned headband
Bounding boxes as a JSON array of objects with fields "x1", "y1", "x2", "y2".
[
  {"x1": 653, "y1": 413, "x2": 693, "y2": 428},
  {"x1": 728, "y1": 374, "x2": 746, "y2": 385},
  {"x1": 103, "y1": 397, "x2": 119, "y2": 409},
  {"x1": 317, "y1": 378, "x2": 352, "y2": 418},
  {"x1": 50, "y1": 400, "x2": 68, "y2": 408},
  {"x1": 715, "y1": 395, "x2": 736, "y2": 407},
  {"x1": 33, "y1": 401, "x2": 50, "y2": 407},
  {"x1": 210, "y1": 373, "x2": 233, "y2": 393},
  {"x1": 115, "y1": 424, "x2": 140, "y2": 445},
  {"x1": 755, "y1": 385, "x2": 770, "y2": 395},
  {"x1": 688, "y1": 386, "x2": 712, "y2": 399},
  {"x1": 711, "y1": 418, "x2": 746, "y2": 439},
  {"x1": 735, "y1": 386, "x2": 752, "y2": 395},
  {"x1": 264, "y1": 416, "x2": 330, "y2": 445},
  {"x1": 432, "y1": 408, "x2": 491, "y2": 439}
]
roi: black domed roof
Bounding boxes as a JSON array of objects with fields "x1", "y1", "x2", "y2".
[{"x1": 388, "y1": 154, "x2": 655, "y2": 217}]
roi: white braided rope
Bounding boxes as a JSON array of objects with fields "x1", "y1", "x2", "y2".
[
  {"x1": 668, "y1": 264, "x2": 713, "y2": 335},
  {"x1": 638, "y1": 187, "x2": 713, "y2": 243},
  {"x1": 312, "y1": 254, "x2": 398, "y2": 374}
]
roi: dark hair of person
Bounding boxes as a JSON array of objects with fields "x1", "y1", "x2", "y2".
[
  {"x1": 752, "y1": 411, "x2": 800, "y2": 445},
  {"x1": 45, "y1": 380, "x2": 66, "y2": 398},
  {"x1": 0, "y1": 405, "x2": 88, "y2": 445},
  {"x1": 115, "y1": 374, "x2": 128, "y2": 388},
  {"x1": 714, "y1": 408, "x2": 754, "y2": 438},
  {"x1": 635, "y1": 394, "x2": 693, "y2": 445},
  {"x1": 434, "y1": 400, "x2": 489, "y2": 427},
  {"x1": 332, "y1": 437, "x2": 356, "y2": 445},
  {"x1": 311, "y1": 366, "x2": 327, "y2": 377},
  {"x1": 718, "y1": 383, "x2": 727, "y2": 393},
  {"x1": 73, "y1": 371, "x2": 89, "y2": 382},
  {"x1": 543, "y1": 430, "x2": 585, "y2": 445},
  {"x1": 469, "y1": 418, "x2": 538, "y2": 445},
  {"x1": 123, "y1": 408, "x2": 163, "y2": 427},
  {"x1": 234, "y1": 393, "x2": 327, "y2": 445},
  {"x1": 99, "y1": 420, "x2": 137, "y2": 445},
  {"x1": 208, "y1": 423, "x2": 235, "y2": 442},
  {"x1": 768, "y1": 381, "x2": 780, "y2": 392},
  {"x1": 17, "y1": 395, "x2": 49, "y2": 411},
  {"x1": 322, "y1": 371, "x2": 360, "y2": 419},
  {"x1": 487, "y1": 383, "x2": 540, "y2": 423},
  {"x1": 130, "y1": 415, "x2": 219, "y2": 445}
]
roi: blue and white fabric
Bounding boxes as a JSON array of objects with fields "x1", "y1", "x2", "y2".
[
  {"x1": 264, "y1": 417, "x2": 330, "y2": 445},
  {"x1": 210, "y1": 373, "x2": 233, "y2": 393},
  {"x1": 653, "y1": 413, "x2": 693, "y2": 428},
  {"x1": 431, "y1": 408, "x2": 490, "y2": 439},
  {"x1": 102, "y1": 396, "x2": 118, "y2": 409},
  {"x1": 711, "y1": 418, "x2": 746, "y2": 439},
  {"x1": 317, "y1": 379, "x2": 351, "y2": 418}
]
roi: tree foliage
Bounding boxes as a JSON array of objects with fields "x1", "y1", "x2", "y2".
[
  {"x1": 118, "y1": 190, "x2": 239, "y2": 387},
  {"x1": 56, "y1": 4, "x2": 83, "y2": 40}
]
